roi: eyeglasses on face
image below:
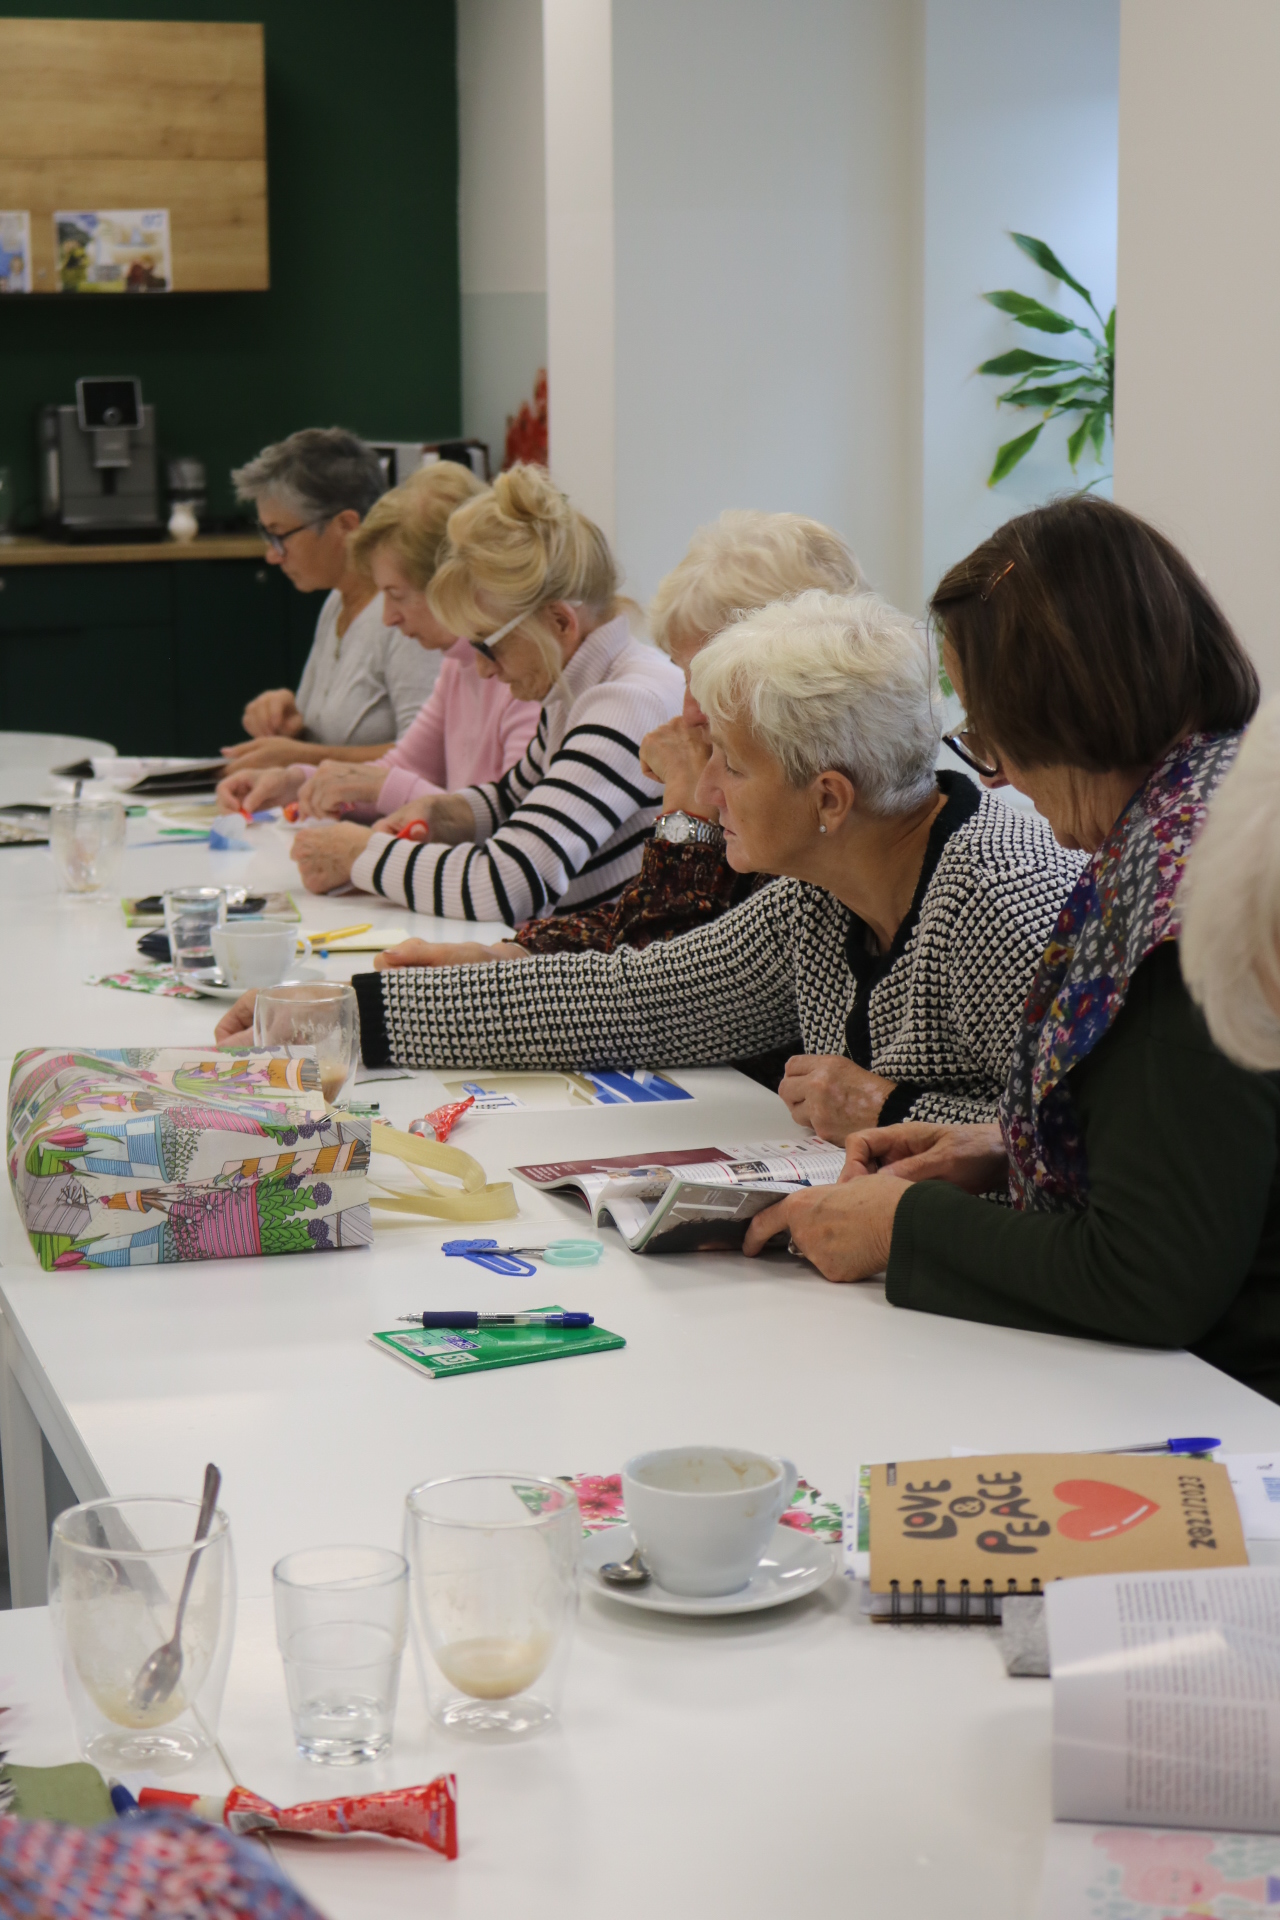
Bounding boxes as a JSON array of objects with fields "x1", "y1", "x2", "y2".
[
  {"x1": 468, "y1": 605, "x2": 533, "y2": 663},
  {"x1": 257, "y1": 514, "x2": 332, "y2": 556},
  {"x1": 942, "y1": 728, "x2": 1002, "y2": 779}
]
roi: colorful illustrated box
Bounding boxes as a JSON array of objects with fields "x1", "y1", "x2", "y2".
[{"x1": 7, "y1": 1048, "x2": 372, "y2": 1270}]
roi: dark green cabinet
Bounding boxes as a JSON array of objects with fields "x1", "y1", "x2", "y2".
[{"x1": 0, "y1": 560, "x2": 326, "y2": 757}]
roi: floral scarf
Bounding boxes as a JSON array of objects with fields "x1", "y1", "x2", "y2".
[{"x1": 1001, "y1": 731, "x2": 1242, "y2": 1212}]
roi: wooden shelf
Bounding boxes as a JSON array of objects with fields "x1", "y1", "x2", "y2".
[
  {"x1": 0, "y1": 19, "x2": 268, "y2": 294},
  {"x1": 0, "y1": 535, "x2": 266, "y2": 567}
]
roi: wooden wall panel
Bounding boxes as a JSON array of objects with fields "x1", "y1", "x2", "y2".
[{"x1": 0, "y1": 18, "x2": 269, "y2": 293}]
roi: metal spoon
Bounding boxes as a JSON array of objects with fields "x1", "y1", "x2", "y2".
[
  {"x1": 599, "y1": 1544, "x2": 651, "y2": 1589},
  {"x1": 128, "y1": 1464, "x2": 221, "y2": 1716}
]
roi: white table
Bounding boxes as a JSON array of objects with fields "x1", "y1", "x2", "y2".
[{"x1": 2, "y1": 784, "x2": 1280, "y2": 1918}]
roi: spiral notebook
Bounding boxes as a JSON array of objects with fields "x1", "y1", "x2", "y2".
[{"x1": 852, "y1": 1452, "x2": 1248, "y2": 1623}]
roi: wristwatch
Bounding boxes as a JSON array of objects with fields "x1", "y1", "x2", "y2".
[{"x1": 653, "y1": 809, "x2": 724, "y2": 847}]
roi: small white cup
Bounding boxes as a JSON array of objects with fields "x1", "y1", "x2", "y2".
[
  {"x1": 211, "y1": 919, "x2": 304, "y2": 990},
  {"x1": 621, "y1": 1446, "x2": 798, "y2": 1597}
]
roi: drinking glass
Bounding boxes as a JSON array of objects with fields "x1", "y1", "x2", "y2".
[
  {"x1": 49, "y1": 795, "x2": 125, "y2": 897},
  {"x1": 48, "y1": 1496, "x2": 236, "y2": 1774},
  {"x1": 273, "y1": 1546, "x2": 408, "y2": 1764},
  {"x1": 405, "y1": 1473, "x2": 579, "y2": 1738},
  {"x1": 164, "y1": 886, "x2": 226, "y2": 983},
  {"x1": 254, "y1": 983, "x2": 360, "y2": 1106}
]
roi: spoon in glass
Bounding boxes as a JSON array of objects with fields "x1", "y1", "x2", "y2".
[{"x1": 128, "y1": 1463, "x2": 221, "y2": 1716}]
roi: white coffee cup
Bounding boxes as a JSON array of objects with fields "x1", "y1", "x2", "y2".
[
  {"x1": 621, "y1": 1446, "x2": 799, "y2": 1597},
  {"x1": 210, "y1": 919, "x2": 305, "y2": 990}
]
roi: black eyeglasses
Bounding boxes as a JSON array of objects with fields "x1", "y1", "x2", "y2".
[
  {"x1": 943, "y1": 728, "x2": 1002, "y2": 779},
  {"x1": 257, "y1": 515, "x2": 331, "y2": 555}
]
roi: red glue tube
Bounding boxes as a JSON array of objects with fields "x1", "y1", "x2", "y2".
[
  {"x1": 409, "y1": 1095, "x2": 475, "y2": 1144},
  {"x1": 138, "y1": 1776, "x2": 458, "y2": 1860}
]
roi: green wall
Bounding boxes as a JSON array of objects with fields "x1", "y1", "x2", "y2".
[{"x1": 0, "y1": 0, "x2": 460, "y2": 528}]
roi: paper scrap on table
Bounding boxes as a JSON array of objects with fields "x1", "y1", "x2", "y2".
[
  {"x1": 87, "y1": 967, "x2": 202, "y2": 1001},
  {"x1": 1035, "y1": 1821, "x2": 1280, "y2": 1919},
  {"x1": 565, "y1": 1472, "x2": 843, "y2": 1542},
  {"x1": 354, "y1": 1065, "x2": 413, "y2": 1083},
  {"x1": 1225, "y1": 1454, "x2": 1280, "y2": 1540}
]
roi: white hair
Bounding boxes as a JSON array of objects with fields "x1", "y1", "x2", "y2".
[
  {"x1": 689, "y1": 588, "x2": 941, "y2": 816},
  {"x1": 648, "y1": 510, "x2": 867, "y2": 655},
  {"x1": 1180, "y1": 697, "x2": 1280, "y2": 1070}
]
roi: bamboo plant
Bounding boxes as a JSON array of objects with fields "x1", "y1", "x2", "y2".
[{"x1": 979, "y1": 232, "x2": 1115, "y2": 486}]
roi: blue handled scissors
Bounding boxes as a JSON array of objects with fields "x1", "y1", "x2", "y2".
[{"x1": 442, "y1": 1237, "x2": 603, "y2": 1275}]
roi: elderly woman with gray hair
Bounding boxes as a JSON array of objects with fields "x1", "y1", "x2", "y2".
[
  {"x1": 220, "y1": 426, "x2": 445, "y2": 773},
  {"x1": 219, "y1": 589, "x2": 1082, "y2": 1131}
]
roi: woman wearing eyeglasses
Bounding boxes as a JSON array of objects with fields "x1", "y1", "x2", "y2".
[
  {"x1": 739, "y1": 499, "x2": 1280, "y2": 1401},
  {"x1": 285, "y1": 463, "x2": 684, "y2": 920},
  {"x1": 219, "y1": 427, "x2": 445, "y2": 775}
]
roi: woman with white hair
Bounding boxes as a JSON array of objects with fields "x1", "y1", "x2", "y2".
[
  {"x1": 215, "y1": 588, "x2": 1083, "y2": 1132},
  {"x1": 1181, "y1": 696, "x2": 1280, "y2": 1068}
]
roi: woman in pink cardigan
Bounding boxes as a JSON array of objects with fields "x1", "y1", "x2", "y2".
[{"x1": 217, "y1": 465, "x2": 540, "y2": 820}]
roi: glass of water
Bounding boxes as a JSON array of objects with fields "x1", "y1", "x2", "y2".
[
  {"x1": 405, "y1": 1473, "x2": 580, "y2": 1738},
  {"x1": 163, "y1": 887, "x2": 226, "y2": 984},
  {"x1": 273, "y1": 1545, "x2": 408, "y2": 1764},
  {"x1": 254, "y1": 982, "x2": 360, "y2": 1105},
  {"x1": 49, "y1": 795, "x2": 126, "y2": 897}
]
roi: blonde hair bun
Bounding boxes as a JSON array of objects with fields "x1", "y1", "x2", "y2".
[{"x1": 492, "y1": 463, "x2": 572, "y2": 530}]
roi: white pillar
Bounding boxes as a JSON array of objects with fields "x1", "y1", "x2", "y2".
[
  {"x1": 542, "y1": 0, "x2": 616, "y2": 538},
  {"x1": 1114, "y1": 0, "x2": 1280, "y2": 691}
]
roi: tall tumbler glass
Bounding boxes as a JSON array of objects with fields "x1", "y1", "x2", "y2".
[
  {"x1": 273, "y1": 1545, "x2": 408, "y2": 1764},
  {"x1": 254, "y1": 983, "x2": 360, "y2": 1106},
  {"x1": 50, "y1": 795, "x2": 126, "y2": 898},
  {"x1": 405, "y1": 1473, "x2": 579, "y2": 1738},
  {"x1": 49, "y1": 1496, "x2": 236, "y2": 1774},
  {"x1": 164, "y1": 886, "x2": 226, "y2": 984}
]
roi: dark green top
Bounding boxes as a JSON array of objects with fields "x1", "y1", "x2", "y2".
[{"x1": 887, "y1": 942, "x2": 1280, "y2": 1403}]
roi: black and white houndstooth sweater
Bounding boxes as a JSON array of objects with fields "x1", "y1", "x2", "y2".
[{"x1": 353, "y1": 775, "x2": 1086, "y2": 1125}]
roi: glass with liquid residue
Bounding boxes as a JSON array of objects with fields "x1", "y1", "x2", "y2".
[{"x1": 405, "y1": 1472, "x2": 579, "y2": 1737}]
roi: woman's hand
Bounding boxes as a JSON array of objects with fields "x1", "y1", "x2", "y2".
[
  {"x1": 640, "y1": 717, "x2": 715, "y2": 817},
  {"x1": 842, "y1": 1121, "x2": 1007, "y2": 1194},
  {"x1": 371, "y1": 794, "x2": 477, "y2": 846},
  {"x1": 374, "y1": 939, "x2": 530, "y2": 969},
  {"x1": 215, "y1": 765, "x2": 308, "y2": 815},
  {"x1": 291, "y1": 822, "x2": 373, "y2": 893},
  {"x1": 220, "y1": 735, "x2": 321, "y2": 770},
  {"x1": 214, "y1": 990, "x2": 258, "y2": 1044},
  {"x1": 240, "y1": 689, "x2": 307, "y2": 739},
  {"x1": 742, "y1": 1174, "x2": 909, "y2": 1280},
  {"x1": 779, "y1": 1056, "x2": 895, "y2": 1141},
  {"x1": 298, "y1": 762, "x2": 387, "y2": 820}
]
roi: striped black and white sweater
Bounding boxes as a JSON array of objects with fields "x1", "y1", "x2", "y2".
[
  {"x1": 349, "y1": 616, "x2": 684, "y2": 924},
  {"x1": 353, "y1": 777, "x2": 1087, "y2": 1125}
]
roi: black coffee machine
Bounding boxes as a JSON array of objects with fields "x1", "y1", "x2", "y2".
[{"x1": 39, "y1": 376, "x2": 162, "y2": 539}]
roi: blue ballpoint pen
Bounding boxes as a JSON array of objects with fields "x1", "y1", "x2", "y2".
[{"x1": 399, "y1": 1311, "x2": 595, "y2": 1329}]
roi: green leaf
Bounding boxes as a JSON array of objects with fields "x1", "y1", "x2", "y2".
[
  {"x1": 1105, "y1": 307, "x2": 1116, "y2": 352},
  {"x1": 998, "y1": 380, "x2": 1088, "y2": 411},
  {"x1": 1087, "y1": 407, "x2": 1107, "y2": 460},
  {"x1": 983, "y1": 290, "x2": 1079, "y2": 334},
  {"x1": 1010, "y1": 232, "x2": 1096, "y2": 311},
  {"x1": 977, "y1": 348, "x2": 1083, "y2": 376},
  {"x1": 1066, "y1": 417, "x2": 1090, "y2": 469},
  {"x1": 988, "y1": 423, "x2": 1043, "y2": 486}
]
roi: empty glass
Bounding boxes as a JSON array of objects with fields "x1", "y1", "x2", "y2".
[
  {"x1": 164, "y1": 887, "x2": 226, "y2": 982},
  {"x1": 49, "y1": 795, "x2": 125, "y2": 897},
  {"x1": 405, "y1": 1473, "x2": 579, "y2": 1738},
  {"x1": 254, "y1": 983, "x2": 360, "y2": 1106},
  {"x1": 49, "y1": 1496, "x2": 236, "y2": 1773},
  {"x1": 273, "y1": 1546, "x2": 408, "y2": 1764}
]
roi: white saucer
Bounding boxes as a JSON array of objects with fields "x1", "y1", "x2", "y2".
[
  {"x1": 185, "y1": 963, "x2": 322, "y2": 1001},
  {"x1": 581, "y1": 1523, "x2": 835, "y2": 1616}
]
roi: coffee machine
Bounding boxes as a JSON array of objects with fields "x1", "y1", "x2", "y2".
[{"x1": 39, "y1": 376, "x2": 162, "y2": 539}]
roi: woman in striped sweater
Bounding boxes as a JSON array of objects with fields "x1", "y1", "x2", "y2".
[{"x1": 289, "y1": 465, "x2": 684, "y2": 923}]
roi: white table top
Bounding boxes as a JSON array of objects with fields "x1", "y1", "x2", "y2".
[{"x1": 2, "y1": 769, "x2": 1280, "y2": 1917}]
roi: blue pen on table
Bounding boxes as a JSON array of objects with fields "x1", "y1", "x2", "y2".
[
  {"x1": 1102, "y1": 1435, "x2": 1222, "y2": 1455},
  {"x1": 399, "y1": 1311, "x2": 595, "y2": 1329},
  {"x1": 109, "y1": 1780, "x2": 142, "y2": 1818}
]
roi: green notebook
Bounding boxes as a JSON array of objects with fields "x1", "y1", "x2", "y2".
[{"x1": 371, "y1": 1306, "x2": 624, "y2": 1380}]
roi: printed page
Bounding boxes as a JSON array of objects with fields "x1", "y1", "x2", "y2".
[
  {"x1": 1047, "y1": 1568, "x2": 1280, "y2": 1831},
  {"x1": 1036, "y1": 1821, "x2": 1280, "y2": 1920}
]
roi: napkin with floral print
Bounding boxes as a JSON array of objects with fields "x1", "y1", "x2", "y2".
[{"x1": 564, "y1": 1473, "x2": 842, "y2": 1542}]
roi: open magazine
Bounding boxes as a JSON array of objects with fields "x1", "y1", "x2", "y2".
[{"x1": 511, "y1": 1140, "x2": 842, "y2": 1253}]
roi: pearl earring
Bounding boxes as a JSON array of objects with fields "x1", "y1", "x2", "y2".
[{"x1": 818, "y1": 823, "x2": 827, "y2": 835}]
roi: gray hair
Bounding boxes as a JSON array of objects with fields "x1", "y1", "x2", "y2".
[
  {"x1": 690, "y1": 588, "x2": 941, "y2": 816},
  {"x1": 649, "y1": 509, "x2": 867, "y2": 655},
  {"x1": 231, "y1": 426, "x2": 386, "y2": 522},
  {"x1": 1180, "y1": 698, "x2": 1280, "y2": 1070}
]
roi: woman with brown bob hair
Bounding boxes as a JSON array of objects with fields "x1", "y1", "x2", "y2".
[{"x1": 744, "y1": 496, "x2": 1280, "y2": 1403}]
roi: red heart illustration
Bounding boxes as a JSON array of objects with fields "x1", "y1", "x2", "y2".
[{"x1": 1053, "y1": 1479, "x2": 1159, "y2": 1541}]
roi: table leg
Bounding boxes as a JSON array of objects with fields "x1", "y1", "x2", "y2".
[{"x1": 0, "y1": 1318, "x2": 51, "y2": 1607}]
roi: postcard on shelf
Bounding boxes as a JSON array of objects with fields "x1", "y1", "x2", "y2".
[
  {"x1": 1047, "y1": 1566, "x2": 1280, "y2": 1833},
  {"x1": 0, "y1": 211, "x2": 32, "y2": 293},
  {"x1": 1036, "y1": 1821, "x2": 1280, "y2": 1919},
  {"x1": 513, "y1": 1139, "x2": 842, "y2": 1254},
  {"x1": 54, "y1": 209, "x2": 171, "y2": 292}
]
